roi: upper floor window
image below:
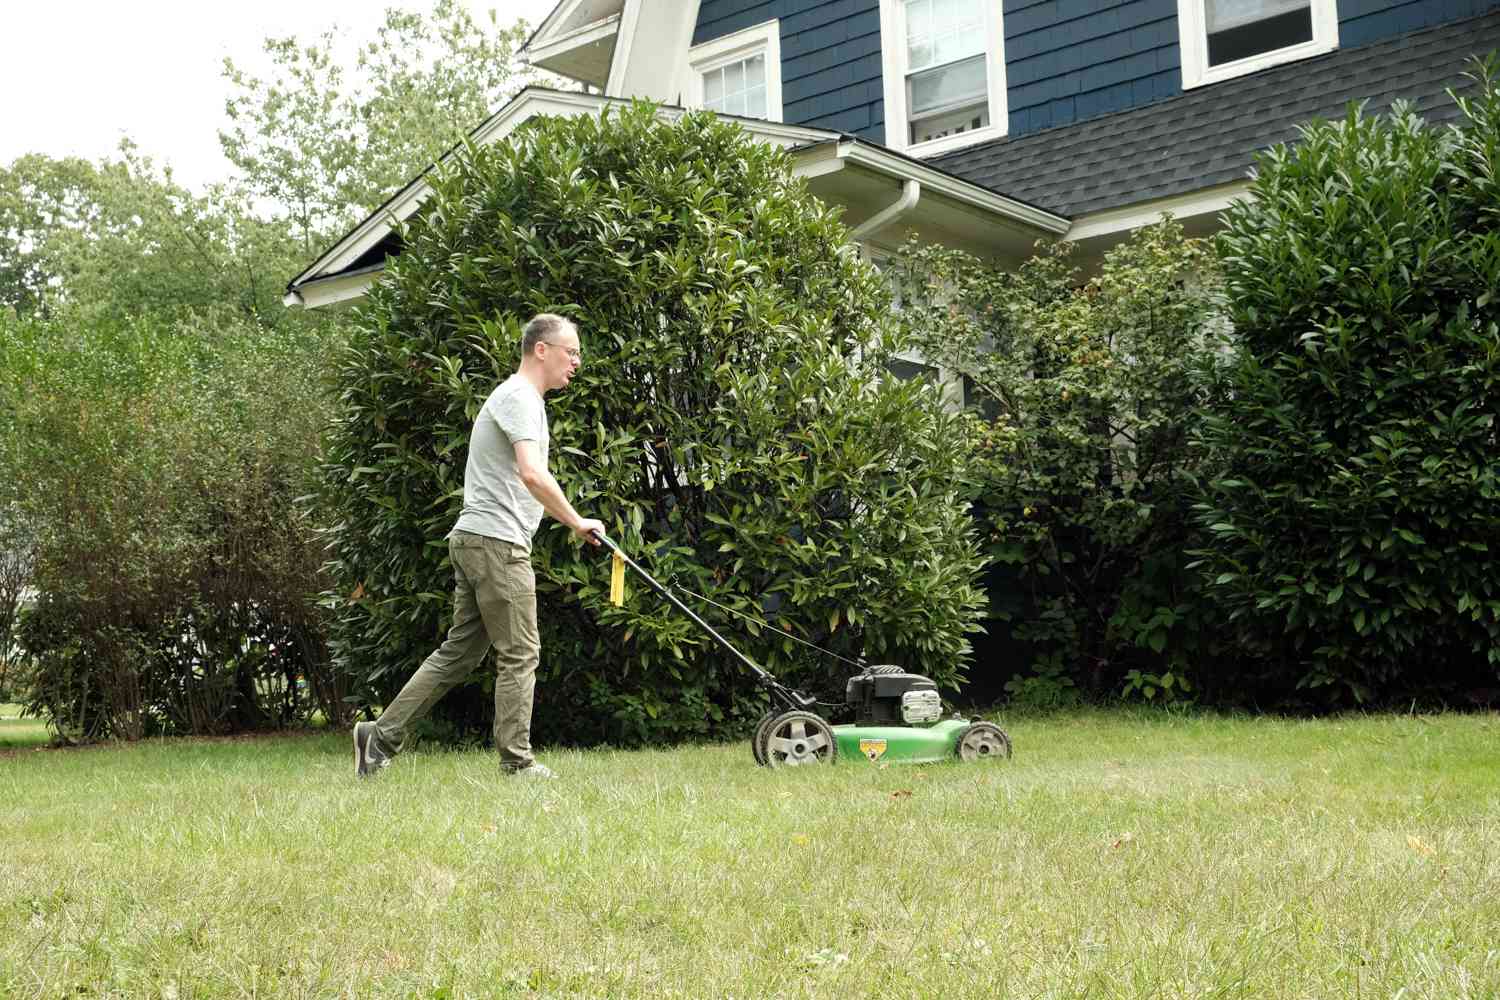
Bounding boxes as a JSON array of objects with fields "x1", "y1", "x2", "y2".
[
  {"x1": 703, "y1": 53, "x2": 768, "y2": 117},
  {"x1": 879, "y1": 0, "x2": 1007, "y2": 156},
  {"x1": 686, "y1": 19, "x2": 782, "y2": 121},
  {"x1": 1177, "y1": 0, "x2": 1338, "y2": 88}
]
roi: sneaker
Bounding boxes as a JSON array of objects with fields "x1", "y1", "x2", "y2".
[
  {"x1": 506, "y1": 762, "x2": 555, "y2": 779},
  {"x1": 353, "y1": 721, "x2": 391, "y2": 777}
]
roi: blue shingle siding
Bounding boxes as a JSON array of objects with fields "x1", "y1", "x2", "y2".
[
  {"x1": 694, "y1": 0, "x2": 885, "y2": 141},
  {"x1": 1005, "y1": 0, "x2": 1182, "y2": 135},
  {"x1": 1338, "y1": 0, "x2": 1499, "y2": 46}
]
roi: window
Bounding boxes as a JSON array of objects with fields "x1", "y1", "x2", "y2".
[
  {"x1": 1178, "y1": 0, "x2": 1338, "y2": 89},
  {"x1": 703, "y1": 53, "x2": 768, "y2": 118},
  {"x1": 880, "y1": 0, "x2": 1006, "y2": 156},
  {"x1": 686, "y1": 20, "x2": 782, "y2": 121}
]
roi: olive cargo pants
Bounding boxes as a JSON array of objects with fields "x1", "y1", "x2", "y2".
[{"x1": 373, "y1": 531, "x2": 540, "y2": 770}]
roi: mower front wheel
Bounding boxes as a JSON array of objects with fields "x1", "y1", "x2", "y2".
[
  {"x1": 956, "y1": 721, "x2": 1013, "y2": 762},
  {"x1": 761, "y1": 711, "x2": 838, "y2": 768}
]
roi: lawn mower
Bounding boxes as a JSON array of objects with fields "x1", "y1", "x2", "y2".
[{"x1": 592, "y1": 531, "x2": 1013, "y2": 769}]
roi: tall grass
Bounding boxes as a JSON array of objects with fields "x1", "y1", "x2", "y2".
[{"x1": 3, "y1": 710, "x2": 1498, "y2": 998}]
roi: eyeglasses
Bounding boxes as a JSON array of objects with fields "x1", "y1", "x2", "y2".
[{"x1": 542, "y1": 341, "x2": 581, "y2": 360}]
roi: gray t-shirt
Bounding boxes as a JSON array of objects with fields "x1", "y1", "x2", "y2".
[{"x1": 450, "y1": 374, "x2": 548, "y2": 548}]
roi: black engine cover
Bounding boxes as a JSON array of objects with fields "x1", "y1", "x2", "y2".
[{"x1": 846, "y1": 668, "x2": 938, "y2": 726}]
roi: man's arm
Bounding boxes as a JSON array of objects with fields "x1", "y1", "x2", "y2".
[{"x1": 514, "y1": 440, "x2": 603, "y2": 544}]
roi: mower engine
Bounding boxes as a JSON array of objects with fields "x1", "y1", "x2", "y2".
[{"x1": 846, "y1": 667, "x2": 943, "y2": 726}]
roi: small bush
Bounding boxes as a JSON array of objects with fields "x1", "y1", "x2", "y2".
[
  {"x1": 318, "y1": 103, "x2": 987, "y2": 746},
  {"x1": 1193, "y1": 60, "x2": 1500, "y2": 705},
  {"x1": 891, "y1": 221, "x2": 1229, "y2": 702}
]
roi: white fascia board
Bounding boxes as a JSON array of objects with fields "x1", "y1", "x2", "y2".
[
  {"x1": 288, "y1": 89, "x2": 840, "y2": 298},
  {"x1": 523, "y1": 0, "x2": 573, "y2": 52},
  {"x1": 521, "y1": 0, "x2": 623, "y2": 56},
  {"x1": 526, "y1": 14, "x2": 620, "y2": 66},
  {"x1": 286, "y1": 267, "x2": 381, "y2": 309},
  {"x1": 834, "y1": 139, "x2": 1070, "y2": 234},
  {"x1": 1065, "y1": 181, "x2": 1251, "y2": 241}
]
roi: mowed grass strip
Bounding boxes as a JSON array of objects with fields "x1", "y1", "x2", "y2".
[{"x1": 2, "y1": 710, "x2": 1498, "y2": 998}]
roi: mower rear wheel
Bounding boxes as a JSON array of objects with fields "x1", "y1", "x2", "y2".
[
  {"x1": 762, "y1": 711, "x2": 837, "y2": 768},
  {"x1": 956, "y1": 721, "x2": 1013, "y2": 762},
  {"x1": 751, "y1": 711, "x2": 777, "y2": 766}
]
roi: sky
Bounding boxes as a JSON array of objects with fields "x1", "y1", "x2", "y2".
[{"x1": 1, "y1": 0, "x2": 561, "y2": 191}]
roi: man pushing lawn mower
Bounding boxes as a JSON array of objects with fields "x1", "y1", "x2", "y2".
[{"x1": 353, "y1": 313, "x2": 604, "y2": 779}]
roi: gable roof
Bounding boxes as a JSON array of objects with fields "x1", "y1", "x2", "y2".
[
  {"x1": 284, "y1": 87, "x2": 1068, "y2": 308},
  {"x1": 283, "y1": 88, "x2": 839, "y2": 307},
  {"x1": 933, "y1": 9, "x2": 1500, "y2": 218}
]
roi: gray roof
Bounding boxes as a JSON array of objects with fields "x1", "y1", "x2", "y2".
[{"x1": 933, "y1": 10, "x2": 1500, "y2": 218}]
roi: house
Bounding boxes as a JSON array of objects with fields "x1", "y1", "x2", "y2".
[{"x1": 284, "y1": 0, "x2": 1500, "y2": 310}]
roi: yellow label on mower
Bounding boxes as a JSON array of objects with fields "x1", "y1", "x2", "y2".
[{"x1": 859, "y1": 738, "x2": 888, "y2": 761}]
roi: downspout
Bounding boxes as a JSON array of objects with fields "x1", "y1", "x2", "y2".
[
  {"x1": 283, "y1": 289, "x2": 305, "y2": 309},
  {"x1": 849, "y1": 178, "x2": 920, "y2": 242}
]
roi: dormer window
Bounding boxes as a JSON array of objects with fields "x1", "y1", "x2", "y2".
[
  {"x1": 1178, "y1": 0, "x2": 1338, "y2": 88},
  {"x1": 686, "y1": 20, "x2": 782, "y2": 121},
  {"x1": 879, "y1": 0, "x2": 1006, "y2": 156}
]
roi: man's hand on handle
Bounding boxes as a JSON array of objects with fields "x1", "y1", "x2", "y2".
[{"x1": 573, "y1": 517, "x2": 605, "y2": 545}]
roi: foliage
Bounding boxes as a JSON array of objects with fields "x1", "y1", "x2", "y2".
[
  {"x1": 0, "y1": 146, "x2": 299, "y2": 323},
  {"x1": 1192, "y1": 59, "x2": 1500, "y2": 706},
  {"x1": 0, "y1": 508, "x2": 35, "y2": 701},
  {"x1": 0, "y1": 310, "x2": 343, "y2": 741},
  {"x1": 221, "y1": 0, "x2": 542, "y2": 255},
  {"x1": 892, "y1": 221, "x2": 1229, "y2": 702},
  {"x1": 318, "y1": 103, "x2": 987, "y2": 747}
]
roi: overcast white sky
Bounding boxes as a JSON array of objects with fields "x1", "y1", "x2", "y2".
[{"x1": 1, "y1": 0, "x2": 561, "y2": 191}]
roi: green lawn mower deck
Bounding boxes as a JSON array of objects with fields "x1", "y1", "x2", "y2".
[{"x1": 593, "y1": 531, "x2": 1013, "y2": 769}]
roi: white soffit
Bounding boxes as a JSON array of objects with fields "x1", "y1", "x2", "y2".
[
  {"x1": 793, "y1": 138, "x2": 1070, "y2": 237},
  {"x1": 520, "y1": 0, "x2": 627, "y2": 87}
]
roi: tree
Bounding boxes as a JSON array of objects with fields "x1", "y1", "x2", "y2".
[
  {"x1": 317, "y1": 103, "x2": 987, "y2": 746},
  {"x1": 220, "y1": 0, "x2": 543, "y2": 256},
  {"x1": 891, "y1": 221, "x2": 1229, "y2": 704},
  {"x1": 1192, "y1": 60, "x2": 1500, "y2": 706},
  {"x1": 0, "y1": 145, "x2": 299, "y2": 323}
]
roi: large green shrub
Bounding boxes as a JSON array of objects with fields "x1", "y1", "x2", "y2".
[
  {"x1": 319, "y1": 103, "x2": 986, "y2": 746},
  {"x1": 892, "y1": 221, "x2": 1229, "y2": 704},
  {"x1": 0, "y1": 311, "x2": 342, "y2": 741},
  {"x1": 1193, "y1": 62, "x2": 1500, "y2": 705}
]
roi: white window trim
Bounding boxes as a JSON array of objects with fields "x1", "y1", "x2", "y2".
[
  {"x1": 878, "y1": 0, "x2": 1007, "y2": 158},
  {"x1": 1177, "y1": 0, "x2": 1339, "y2": 89},
  {"x1": 684, "y1": 19, "x2": 783, "y2": 121}
]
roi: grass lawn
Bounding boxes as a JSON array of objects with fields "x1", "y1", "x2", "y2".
[
  {"x1": 0, "y1": 702, "x2": 50, "y2": 750},
  {"x1": 3, "y1": 710, "x2": 1498, "y2": 998}
]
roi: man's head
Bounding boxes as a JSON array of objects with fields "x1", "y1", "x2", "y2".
[{"x1": 519, "y1": 313, "x2": 581, "y2": 392}]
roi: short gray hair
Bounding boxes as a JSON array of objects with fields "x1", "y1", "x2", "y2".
[{"x1": 521, "y1": 313, "x2": 576, "y2": 354}]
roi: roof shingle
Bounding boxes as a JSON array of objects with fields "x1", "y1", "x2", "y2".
[{"x1": 934, "y1": 10, "x2": 1500, "y2": 217}]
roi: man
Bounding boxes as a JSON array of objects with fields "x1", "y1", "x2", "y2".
[{"x1": 354, "y1": 313, "x2": 604, "y2": 778}]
